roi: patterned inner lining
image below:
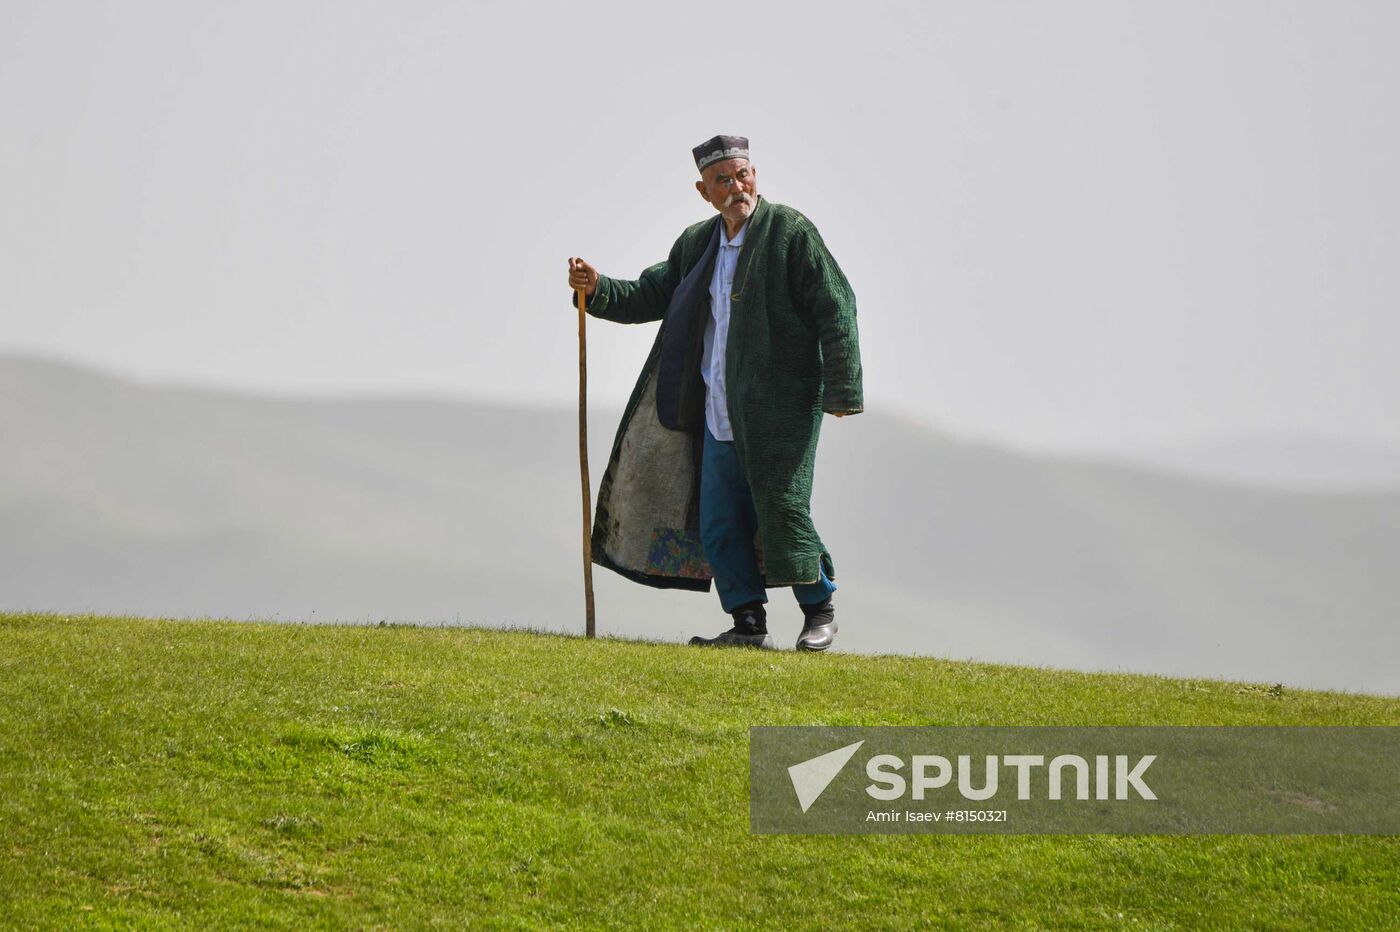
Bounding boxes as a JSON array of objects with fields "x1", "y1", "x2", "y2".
[{"x1": 603, "y1": 367, "x2": 712, "y2": 580}]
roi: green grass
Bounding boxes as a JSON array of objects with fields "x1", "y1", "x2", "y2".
[{"x1": 1, "y1": 612, "x2": 1398, "y2": 929}]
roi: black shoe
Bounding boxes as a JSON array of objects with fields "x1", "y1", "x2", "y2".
[
  {"x1": 796, "y1": 598, "x2": 837, "y2": 652},
  {"x1": 689, "y1": 602, "x2": 775, "y2": 650}
]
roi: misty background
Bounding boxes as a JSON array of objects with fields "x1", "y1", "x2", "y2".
[{"x1": 3, "y1": 2, "x2": 1397, "y2": 693}]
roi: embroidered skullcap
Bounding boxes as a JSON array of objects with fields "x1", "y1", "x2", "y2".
[{"x1": 693, "y1": 135, "x2": 750, "y2": 172}]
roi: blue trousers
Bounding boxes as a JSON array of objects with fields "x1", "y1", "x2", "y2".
[{"x1": 700, "y1": 423, "x2": 837, "y2": 614}]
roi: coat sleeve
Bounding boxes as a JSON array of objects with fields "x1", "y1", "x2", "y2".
[
  {"x1": 571, "y1": 236, "x2": 684, "y2": 325},
  {"x1": 791, "y1": 223, "x2": 865, "y2": 415}
]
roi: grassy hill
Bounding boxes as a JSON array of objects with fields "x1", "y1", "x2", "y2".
[{"x1": 2, "y1": 612, "x2": 1397, "y2": 928}]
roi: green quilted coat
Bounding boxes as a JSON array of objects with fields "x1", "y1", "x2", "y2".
[{"x1": 581, "y1": 195, "x2": 863, "y2": 590}]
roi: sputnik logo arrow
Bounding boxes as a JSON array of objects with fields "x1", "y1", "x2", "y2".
[{"x1": 787, "y1": 740, "x2": 865, "y2": 813}]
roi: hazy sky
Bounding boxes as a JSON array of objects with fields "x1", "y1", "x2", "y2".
[{"x1": 3, "y1": 0, "x2": 1397, "y2": 455}]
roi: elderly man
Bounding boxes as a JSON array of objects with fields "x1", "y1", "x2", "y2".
[{"x1": 567, "y1": 135, "x2": 863, "y2": 651}]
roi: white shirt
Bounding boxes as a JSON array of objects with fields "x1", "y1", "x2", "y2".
[{"x1": 700, "y1": 218, "x2": 748, "y2": 441}]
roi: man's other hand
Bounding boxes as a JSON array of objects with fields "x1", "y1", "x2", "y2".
[{"x1": 567, "y1": 257, "x2": 598, "y2": 299}]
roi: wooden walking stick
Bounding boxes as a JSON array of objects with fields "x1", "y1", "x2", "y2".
[{"x1": 577, "y1": 283, "x2": 597, "y2": 638}]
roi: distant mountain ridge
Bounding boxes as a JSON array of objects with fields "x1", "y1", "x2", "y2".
[
  {"x1": 3, "y1": 352, "x2": 1397, "y2": 695},
  {"x1": 1108, "y1": 433, "x2": 1400, "y2": 491}
]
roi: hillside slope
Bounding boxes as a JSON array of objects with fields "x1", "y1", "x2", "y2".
[{"x1": 1, "y1": 613, "x2": 1398, "y2": 928}]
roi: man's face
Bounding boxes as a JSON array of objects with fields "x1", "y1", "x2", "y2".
[{"x1": 695, "y1": 157, "x2": 758, "y2": 228}]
